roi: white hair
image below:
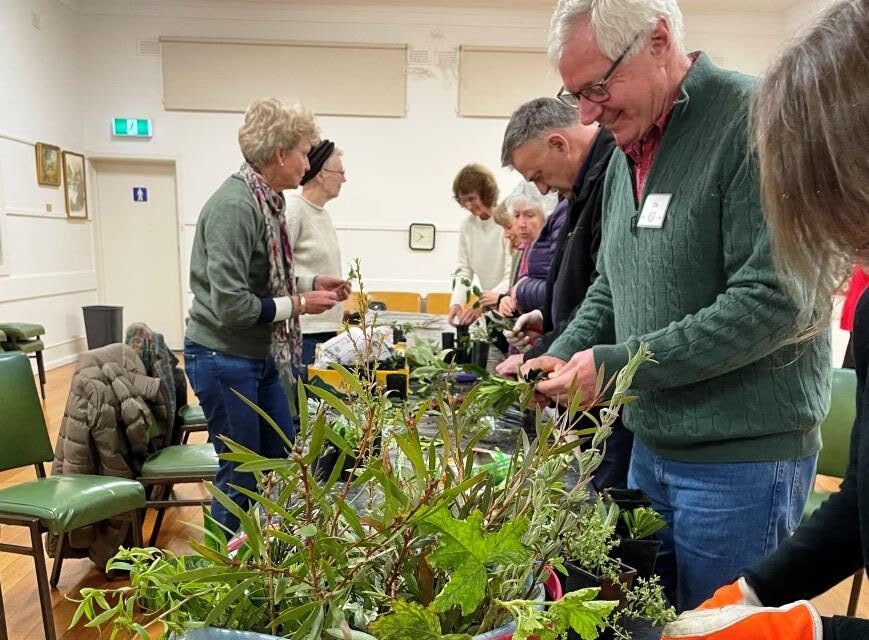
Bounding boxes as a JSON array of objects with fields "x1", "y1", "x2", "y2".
[
  {"x1": 548, "y1": 0, "x2": 685, "y2": 66},
  {"x1": 507, "y1": 181, "x2": 559, "y2": 218}
]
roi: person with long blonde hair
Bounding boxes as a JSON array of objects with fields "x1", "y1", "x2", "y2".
[{"x1": 663, "y1": 2, "x2": 869, "y2": 638}]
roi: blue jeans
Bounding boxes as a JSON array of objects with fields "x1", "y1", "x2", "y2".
[
  {"x1": 183, "y1": 339, "x2": 295, "y2": 535},
  {"x1": 627, "y1": 437, "x2": 816, "y2": 611}
]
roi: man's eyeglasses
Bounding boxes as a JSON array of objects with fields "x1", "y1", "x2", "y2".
[{"x1": 556, "y1": 33, "x2": 640, "y2": 107}]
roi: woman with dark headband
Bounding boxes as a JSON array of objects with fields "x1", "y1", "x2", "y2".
[{"x1": 286, "y1": 139, "x2": 349, "y2": 374}]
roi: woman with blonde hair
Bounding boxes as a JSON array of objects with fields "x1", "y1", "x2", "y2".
[
  {"x1": 184, "y1": 98, "x2": 350, "y2": 535},
  {"x1": 663, "y1": 2, "x2": 869, "y2": 638}
]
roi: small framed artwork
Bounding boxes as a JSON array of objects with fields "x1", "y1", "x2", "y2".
[
  {"x1": 408, "y1": 222, "x2": 436, "y2": 251},
  {"x1": 62, "y1": 151, "x2": 88, "y2": 219},
  {"x1": 35, "y1": 142, "x2": 61, "y2": 186}
]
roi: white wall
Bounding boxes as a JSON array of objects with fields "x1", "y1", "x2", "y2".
[
  {"x1": 1, "y1": 0, "x2": 849, "y2": 367},
  {"x1": 784, "y1": 0, "x2": 838, "y2": 35},
  {"x1": 0, "y1": 0, "x2": 94, "y2": 368},
  {"x1": 75, "y1": 1, "x2": 797, "y2": 296}
]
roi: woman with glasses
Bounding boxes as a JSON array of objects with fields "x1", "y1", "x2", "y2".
[
  {"x1": 448, "y1": 163, "x2": 512, "y2": 326},
  {"x1": 497, "y1": 181, "x2": 560, "y2": 319},
  {"x1": 662, "y1": 1, "x2": 869, "y2": 638},
  {"x1": 286, "y1": 140, "x2": 349, "y2": 375}
]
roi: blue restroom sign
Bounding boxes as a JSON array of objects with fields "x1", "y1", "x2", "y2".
[{"x1": 133, "y1": 187, "x2": 148, "y2": 203}]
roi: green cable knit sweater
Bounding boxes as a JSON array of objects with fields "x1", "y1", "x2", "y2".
[{"x1": 548, "y1": 53, "x2": 831, "y2": 463}]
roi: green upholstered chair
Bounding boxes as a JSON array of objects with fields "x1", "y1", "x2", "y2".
[
  {"x1": 0, "y1": 322, "x2": 47, "y2": 400},
  {"x1": 0, "y1": 329, "x2": 6, "y2": 346},
  {"x1": 138, "y1": 442, "x2": 218, "y2": 545},
  {"x1": 801, "y1": 367, "x2": 862, "y2": 616},
  {"x1": 0, "y1": 352, "x2": 145, "y2": 640},
  {"x1": 177, "y1": 402, "x2": 209, "y2": 444}
]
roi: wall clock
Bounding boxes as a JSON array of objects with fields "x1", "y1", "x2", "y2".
[{"x1": 408, "y1": 222, "x2": 436, "y2": 251}]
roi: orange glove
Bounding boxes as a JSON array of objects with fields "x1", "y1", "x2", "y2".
[
  {"x1": 697, "y1": 577, "x2": 762, "y2": 609},
  {"x1": 661, "y1": 601, "x2": 822, "y2": 640}
]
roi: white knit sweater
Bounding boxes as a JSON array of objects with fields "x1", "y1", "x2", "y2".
[
  {"x1": 450, "y1": 214, "x2": 512, "y2": 307},
  {"x1": 285, "y1": 193, "x2": 344, "y2": 334}
]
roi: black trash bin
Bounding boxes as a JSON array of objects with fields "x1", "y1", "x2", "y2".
[{"x1": 82, "y1": 305, "x2": 124, "y2": 349}]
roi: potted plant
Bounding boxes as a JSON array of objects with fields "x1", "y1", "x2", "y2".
[
  {"x1": 611, "y1": 507, "x2": 666, "y2": 580},
  {"x1": 72, "y1": 270, "x2": 659, "y2": 639},
  {"x1": 557, "y1": 501, "x2": 674, "y2": 640}
]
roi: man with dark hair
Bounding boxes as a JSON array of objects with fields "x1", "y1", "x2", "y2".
[{"x1": 496, "y1": 97, "x2": 624, "y2": 489}]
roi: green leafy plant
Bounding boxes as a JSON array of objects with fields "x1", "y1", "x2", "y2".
[
  {"x1": 620, "y1": 507, "x2": 667, "y2": 541},
  {"x1": 71, "y1": 305, "x2": 657, "y2": 639}
]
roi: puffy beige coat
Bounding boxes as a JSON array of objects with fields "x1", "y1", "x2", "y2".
[{"x1": 51, "y1": 343, "x2": 170, "y2": 566}]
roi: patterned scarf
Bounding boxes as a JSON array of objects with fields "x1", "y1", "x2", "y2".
[{"x1": 237, "y1": 162, "x2": 302, "y2": 384}]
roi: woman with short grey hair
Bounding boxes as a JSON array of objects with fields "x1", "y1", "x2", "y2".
[
  {"x1": 498, "y1": 182, "x2": 560, "y2": 317},
  {"x1": 185, "y1": 98, "x2": 350, "y2": 536}
]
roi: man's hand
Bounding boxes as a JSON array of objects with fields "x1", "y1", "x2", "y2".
[
  {"x1": 302, "y1": 290, "x2": 338, "y2": 315},
  {"x1": 498, "y1": 295, "x2": 518, "y2": 317},
  {"x1": 535, "y1": 349, "x2": 597, "y2": 405},
  {"x1": 495, "y1": 353, "x2": 525, "y2": 378},
  {"x1": 520, "y1": 355, "x2": 565, "y2": 406},
  {"x1": 504, "y1": 310, "x2": 543, "y2": 352},
  {"x1": 662, "y1": 601, "x2": 822, "y2": 640},
  {"x1": 478, "y1": 290, "x2": 500, "y2": 309},
  {"x1": 314, "y1": 275, "x2": 351, "y2": 301}
]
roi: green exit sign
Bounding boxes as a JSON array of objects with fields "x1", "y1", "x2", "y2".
[{"x1": 112, "y1": 118, "x2": 152, "y2": 137}]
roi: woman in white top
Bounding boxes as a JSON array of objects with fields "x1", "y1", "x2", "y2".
[
  {"x1": 285, "y1": 140, "x2": 347, "y2": 375},
  {"x1": 449, "y1": 163, "x2": 512, "y2": 325}
]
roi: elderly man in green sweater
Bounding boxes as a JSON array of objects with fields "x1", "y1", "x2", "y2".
[{"x1": 524, "y1": 0, "x2": 831, "y2": 612}]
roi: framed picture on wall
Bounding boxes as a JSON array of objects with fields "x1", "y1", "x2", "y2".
[
  {"x1": 35, "y1": 142, "x2": 61, "y2": 186},
  {"x1": 62, "y1": 151, "x2": 88, "y2": 219}
]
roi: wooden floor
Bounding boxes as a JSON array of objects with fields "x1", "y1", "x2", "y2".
[{"x1": 0, "y1": 362, "x2": 866, "y2": 638}]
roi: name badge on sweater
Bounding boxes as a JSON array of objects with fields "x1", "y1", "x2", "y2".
[{"x1": 637, "y1": 194, "x2": 672, "y2": 229}]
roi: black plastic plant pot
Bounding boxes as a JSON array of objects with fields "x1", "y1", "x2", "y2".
[
  {"x1": 563, "y1": 559, "x2": 637, "y2": 607},
  {"x1": 562, "y1": 559, "x2": 638, "y2": 640},
  {"x1": 393, "y1": 327, "x2": 405, "y2": 344},
  {"x1": 441, "y1": 331, "x2": 456, "y2": 350},
  {"x1": 385, "y1": 373, "x2": 408, "y2": 401},
  {"x1": 470, "y1": 341, "x2": 490, "y2": 368},
  {"x1": 612, "y1": 537, "x2": 662, "y2": 580},
  {"x1": 454, "y1": 325, "x2": 472, "y2": 364},
  {"x1": 602, "y1": 488, "x2": 653, "y2": 512},
  {"x1": 311, "y1": 445, "x2": 354, "y2": 482}
]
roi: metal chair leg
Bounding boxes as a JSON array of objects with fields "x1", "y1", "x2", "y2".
[
  {"x1": 847, "y1": 569, "x2": 863, "y2": 617},
  {"x1": 130, "y1": 509, "x2": 144, "y2": 547},
  {"x1": 148, "y1": 484, "x2": 171, "y2": 546},
  {"x1": 49, "y1": 532, "x2": 66, "y2": 588},
  {"x1": 149, "y1": 508, "x2": 168, "y2": 546},
  {"x1": 34, "y1": 349, "x2": 46, "y2": 401},
  {"x1": 29, "y1": 522, "x2": 57, "y2": 640},
  {"x1": 0, "y1": 571, "x2": 8, "y2": 640}
]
